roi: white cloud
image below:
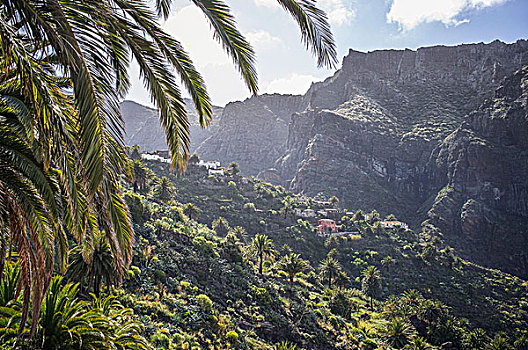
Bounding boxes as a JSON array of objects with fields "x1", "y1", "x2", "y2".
[
  {"x1": 265, "y1": 73, "x2": 320, "y2": 95},
  {"x1": 320, "y1": 0, "x2": 356, "y2": 26},
  {"x1": 386, "y1": 0, "x2": 507, "y2": 30},
  {"x1": 254, "y1": 0, "x2": 280, "y2": 10},
  {"x1": 246, "y1": 30, "x2": 283, "y2": 51}
]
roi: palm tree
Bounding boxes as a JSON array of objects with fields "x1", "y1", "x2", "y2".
[
  {"x1": 153, "y1": 176, "x2": 175, "y2": 201},
  {"x1": 66, "y1": 237, "x2": 118, "y2": 298},
  {"x1": 274, "y1": 341, "x2": 297, "y2": 350},
  {"x1": 465, "y1": 329, "x2": 489, "y2": 350},
  {"x1": 381, "y1": 256, "x2": 396, "y2": 273},
  {"x1": 132, "y1": 160, "x2": 149, "y2": 193},
  {"x1": 36, "y1": 277, "x2": 105, "y2": 349},
  {"x1": 212, "y1": 217, "x2": 231, "y2": 236},
  {"x1": 382, "y1": 318, "x2": 416, "y2": 349},
  {"x1": 319, "y1": 256, "x2": 343, "y2": 289},
  {"x1": 361, "y1": 266, "x2": 382, "y2": 310},
  {"x1": 403, "y1": 337, "x2": 432, "y2": 350},
  {"x1": 0, "y1": 95, "x2": 67, "y2": 333},
  {"x1": 246, "y1": 234, "x2": 275, "y2": 274},
  {"x1": 1, "y1": 0, "x2": 337, "y2": 334},
  {"x1": 279, "y1": 253, "x2": 311, "y2": 284},
  {"x1": 486, "y1": 335, "x2": 513, "y2": 350},
  {"x1": 183, "y1": 203, "x2": 201, "y2": 221}
]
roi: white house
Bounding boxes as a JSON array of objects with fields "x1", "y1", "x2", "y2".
[
  {"x1": 208, "y1": 168, "x2": 224, "y2": 176},
  {"x1": 381, "y1": 221, "x2": 409, "y2": 230},
  {"x1": 141, "y1": 153, "x2": 171, "y2": 163},
  {"x1": 301, "y1": 209, "x2": 316, "y2": 218},
  {"x1": 198, "y1": 160, "x2": 221, "y2": 169}
]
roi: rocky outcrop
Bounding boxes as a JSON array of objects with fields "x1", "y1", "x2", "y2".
[
  {"x1": 196, "y1": 94, "x2": 306, "y2": 174},
  {"x1": 280, "y1": 40, "x2": 528, "y2": 219},
  {"x1": 120, "y1": 99, "x2": 223, "y2": 152},
  {"x1": 427, "y1": 66, "x2": 528, "y2": 277}
]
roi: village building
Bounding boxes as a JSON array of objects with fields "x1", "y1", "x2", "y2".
[
  {"x1": 381, "y1": 220, "x2": 409, "y2": 230},
  {"x1": 301, "y1": 209, "x2": 316, "y2": 218},
  {"x1": 208, "y1": 168, "x2": 225, "y2": 176},
  {"x1": 199, "y1": 160, "x2": 221, "y2": 169},
  {"x1": 317, "y1": 219, "x2": 338, "y2": 236},
  {"x1": 317, "y1": 210, "x2": 328, "y2": 217},
  {"x1": 141, "y1": 153, "x2": 171, "y2": 163}
]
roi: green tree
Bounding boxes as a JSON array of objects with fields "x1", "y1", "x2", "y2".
[
  {"x1": 189, "y1": 153, "x2": 200, "y2": 165},
  {"x1": 279, "y1": 253, "x2": 311, "y2": 284},
  {"x1": 130, "y1": 145, "x2": 141, "y2": 160},
  {"x1": 183, "y1": 203, "x2": 201, "y2": 221},
  {"x1": 228, "y1": 161, "x2": 241, "y2": 176},
  {"x1": 247, "y1": 234, "x2": 275, "y2": 274},
  {"x1": 329, "y1": 195, "x2": 339, "y2": 208},
  {"x1": 382, "y1": 317, "x2": 416, "y2": 349},
  {"x1": 213, "y1": 217, "x2": 231, "y2": 236},
  {"x1": 353, "y1": 209, "x2": 365, "y2": 222},
  {"x1": 153, "y1": 176, "x2": 175, "y2": 201},
  {"x1": 361, "y1": 266, "x2": 382, "y2": 310},
  {"x1": 319, "y1": 256, "x2": 343, "y2": 289}
]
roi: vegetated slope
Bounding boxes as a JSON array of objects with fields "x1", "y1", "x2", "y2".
[
  {"x1": 120, "y1": 99, "x2": 224, "y2": 153},
  {"x1": 426, "y1": 65, "x2": 528, "y2": 278},
  {"x1": 127, "y1": 159, "x2": 528, "y2": 347}
]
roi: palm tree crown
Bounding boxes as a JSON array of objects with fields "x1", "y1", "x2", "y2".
[{"x1": 247, "y1": 234, "x2": 275, "y2": 274}]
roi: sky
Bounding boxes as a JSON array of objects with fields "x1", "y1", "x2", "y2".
[{"x1": 126, "y1": 0, "x2": 528, "y2": 107}]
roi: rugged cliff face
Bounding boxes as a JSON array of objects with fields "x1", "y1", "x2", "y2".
[
  {"x1": 120, "y1": 99, "x2": 223, "y2": 152},
  {"x1": 196, "y1": 94, "x2": 306, "y2": 174},
  {"x1": 427, "y1": 66, "x2": 528, "y2": 277},
  {"x1": 281, "y1": 40, "x2": 528, "y2": 219}
]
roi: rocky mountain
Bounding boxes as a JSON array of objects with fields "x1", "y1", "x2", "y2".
[
  {"x1": 195, "y1": 94, "x2": 307, "y2": 175},
  {"x1": 121, "y1": 39, "x2": 528, "y2": 277},
  {"x1": 194, "y1": 39, "x2": 528, "y2": 277},
  {"x1": 120, "y1": 99, "x2": 224, "y2": 153},
  {"x1": 427, "y1": 65, "x2": 528, "y2": 277}
]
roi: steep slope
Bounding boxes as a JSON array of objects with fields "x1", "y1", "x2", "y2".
[
  {"x1": 195, "y1": 94, "x2": 307, "y2": 175},
  {"x1": 281, "y1": 40, "x2": 528, "y2": 219},
  {"x1": 120, "y1": 99, "x2": 224, "y2": 152},
  {"x1": 427, "y1": 65, "x2": 528, "y2": 277}
]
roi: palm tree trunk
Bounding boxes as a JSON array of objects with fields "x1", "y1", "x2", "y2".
[
  {"x1": 259, "y1": 253, "x2": 263, "y2": 274},
  {"x1": 328, "y1": 271, "x2": 332, "y2": 289}
]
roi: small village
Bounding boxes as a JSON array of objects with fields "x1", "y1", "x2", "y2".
[{"x1": 141, "y1": 149, "x2": 410, "y2": 239}]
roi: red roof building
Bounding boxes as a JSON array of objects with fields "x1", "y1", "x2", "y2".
[{"x1": 317, "y1": 219, "x2": 338, "y2": 235}]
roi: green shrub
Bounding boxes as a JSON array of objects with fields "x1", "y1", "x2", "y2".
[{"x1": 196, "y1": 294, "x2": 213, "y2": 314}]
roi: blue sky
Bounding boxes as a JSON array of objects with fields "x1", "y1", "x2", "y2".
[{"x1": 126, "y1": 0, "x2": 528, "y2": 107}]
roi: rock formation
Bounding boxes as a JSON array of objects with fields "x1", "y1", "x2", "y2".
[{"x1": 120, "y1": 99, "x2": 223, "y2": 153}]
